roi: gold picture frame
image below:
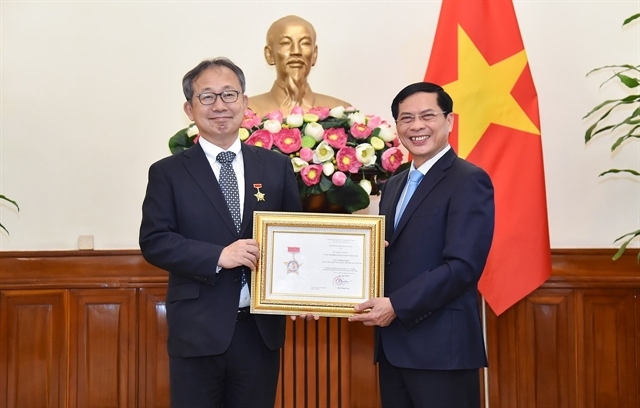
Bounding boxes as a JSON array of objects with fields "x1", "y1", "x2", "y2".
[{"x1": 251, "y1": 211, "x2": 385, "y2": 318}]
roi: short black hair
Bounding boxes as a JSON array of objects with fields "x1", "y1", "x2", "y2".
[
  {"x1": 182, "y1": 57, "x2": 246, "y2": 101},
  {"x1": 390, "y1": 82, "x2": 453, "y2": 120}
]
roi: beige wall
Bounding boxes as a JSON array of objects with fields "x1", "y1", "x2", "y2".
[{"x1": 1, "y1": 0, "x2": 639, "y2": 250}]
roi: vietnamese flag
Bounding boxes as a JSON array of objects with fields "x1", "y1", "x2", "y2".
[{"x1": 425, "y1": 0, "x2": 552, "y2": 315}]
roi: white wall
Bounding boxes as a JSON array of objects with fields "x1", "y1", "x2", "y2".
[{"x1": 1, "y1": 0, "x2": 638, "y2": 251}]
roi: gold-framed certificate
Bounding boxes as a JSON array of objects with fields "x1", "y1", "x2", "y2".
[{"x1": 251, "y1": 211, "x2": 385, "y2": 318}]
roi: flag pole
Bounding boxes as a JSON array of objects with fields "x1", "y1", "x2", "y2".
[{"x1": 482, "y1": 296, "x2": 490, "y2": 408}]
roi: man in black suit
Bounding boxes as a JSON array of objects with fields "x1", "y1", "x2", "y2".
[
  {"x1": 140, "y1": 57, "x2": 302, "y2": 407},
  {"x1": 349, "y1": 82, "x2": 495, "y2": 407}
]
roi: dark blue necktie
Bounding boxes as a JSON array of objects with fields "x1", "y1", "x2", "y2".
[{"x1": 217, "y1": 151, "x2": 246, "y2": 288}]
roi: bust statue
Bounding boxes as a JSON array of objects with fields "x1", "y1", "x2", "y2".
[{"x1": 248, "y1": 15, "x2": 350, "y2": 117}]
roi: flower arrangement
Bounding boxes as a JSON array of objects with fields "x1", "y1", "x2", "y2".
[{"x1": 168, "y1": 106, "x2": 404, "y2": 213}]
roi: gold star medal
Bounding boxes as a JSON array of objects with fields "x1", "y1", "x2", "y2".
[{"x1": 253, "y1": 183, "x2": 265, "y2": 202}]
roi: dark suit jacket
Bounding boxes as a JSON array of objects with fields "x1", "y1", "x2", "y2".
[
  {"x1": 377, "y1": 148, "x2": 494, "y2": 370},
  {"x1": 139, "y1": 142, "x2": 302, "y2": 358}
]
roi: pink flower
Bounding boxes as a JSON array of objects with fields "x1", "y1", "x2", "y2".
[
  {"x1": 336, "y1": 147, "x2": 362, "y2": 173},
  {"x1": 366, "y1": 115, "x2": 382, "y2": 129},
  {"x1": 382, "y1": 147, "x2": 404, "y2": 173},
  {"x1": 323, "y1": 128, "x2": 348, "y2": 149},
  {"x1": 273, "y1": 128, "x2": 302, "y2": 154},
  {"x1": 308, "y1": 106, "x2": 330, "y2": 120},
  {"x1": 266, "y1": 110, "x2": 284, "y2": 122},
  {"x1": 300, "y1": 164, "x2": 323, "y2": 186},
  {"x1": 291, "y1": 106, "x2": 304, "y2": 115},
  {"x1": 245, "y1": 129, "x2": 274, "y2": 150},
  {"x1": 242, "y1": 109, "x2": 261, "y2": 129},
  {"x1": 299, "y1": 147, "x2": 314, "y2": 162},
  {"x1": 332, "y1": 171, "x2": 347, "y2": 186},
  {"x1": 351, "y1": 123, "x2": 373, "y2": 139}
]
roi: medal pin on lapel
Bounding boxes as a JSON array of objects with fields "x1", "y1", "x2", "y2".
[{"x1": 253, "y1": 183, "x2": 265, "y2": 202}]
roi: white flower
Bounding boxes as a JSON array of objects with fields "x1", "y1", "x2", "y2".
[
  {"x1": 329, "y1": 106, "x2": 346, "y2": 118},
  {"x1": 313, "y1": 140, "x2": 335, "y2": 163},
  {"x1": 359, "y1": 179, "x2": 372, "y2": 195},
  {"x1": 377, "y1": 124, "x2": 396, "y2": 142},
  {"x1": 286, "y1": 114, "x2": 304, "y2": 128},
  {"x1": 322, "y1": 161, "x2": 335, "y2": 176},
  {"x1": 304, "y1": 122, "x2": 325, "y2": 141},
  {"x1": 186, "y1": 124, "x2": 199, "y2": 137},
  {"x1": 263, "y1": 119, "x2": 282, "y2": 133},
  {"x1": 356, "y1": 143, "x2": 377, "y2": 166},
  {"x1": 348, "y1": 112, "x2": 367, "y2": 126},
  {"x1": 291, "y1": 157, "x2": 309, "y2": 173}
]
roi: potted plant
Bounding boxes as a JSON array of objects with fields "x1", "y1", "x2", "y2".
[{"x1": 584, "y1": 13, "x2": 640, "y2": 261}]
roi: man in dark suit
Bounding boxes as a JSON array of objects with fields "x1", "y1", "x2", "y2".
[
  {"x1": 139, "y1": 57, "x2": 302, "y2": 407},
  {"x1": 349, "y1": 82, "x2": 495, "y2": 407}
]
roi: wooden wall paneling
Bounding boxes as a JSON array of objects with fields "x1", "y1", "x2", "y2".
[
  {"x1": 578, "y1": 289, "x2": 638, "y2": 408},
  {"x1": 0, "y1": 290, "x2": 67, "y2": 408},
  {"x1": 486, "y1": 303, "x2": 519, "y2": 408},
  {"x1": 68, "y1": 288, "x2": 137, "y2": 408},
  {"x1": 276, "y1": 318, "x2": 358, "y2": 408},
  {"x1": 346, "y1": 324, "x2": 379, "y2": 408},
  {"x1": 486, "y1": 289, "x2": 576, "y2": 408},
  {"x1": 523, "y1": 289, "x2": 576, "y2": 408},
  {"x1": 138, "y1": 287, "x2": 170, "y2": 408}
]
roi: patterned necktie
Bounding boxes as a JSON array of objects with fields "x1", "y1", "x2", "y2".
[
  {"x1": 395, "y1": 169, "x2": 424, "y2": 229},
  {"x1": 217, "y1": 151, "x2": 247, "y2": 289},
  {"x1": 216, "y1": 151, "x2": 241, "y2": 233}
]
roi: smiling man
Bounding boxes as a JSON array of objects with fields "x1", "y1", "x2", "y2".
[
  {"x1": 349, "y1": 82, "x2": 495, "y2": 408},
  {"x1": 140, "y1": 57, "x2": 302, "y2": 407},
  {"x1": 248, "y1": 15, "x2": 349, "y2": 116}
]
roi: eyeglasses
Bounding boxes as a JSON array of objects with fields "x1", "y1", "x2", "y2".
[
  {"x1": 396, "y1": 111, "x2": 447, "y2": 126},
  {"x1": 193, "y1": 90, "x2": 241, "y2": 105}
]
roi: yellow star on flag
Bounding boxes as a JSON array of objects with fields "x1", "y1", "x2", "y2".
[{"x1": 444, "y1": 26, "x2": 540, "y2": 159}]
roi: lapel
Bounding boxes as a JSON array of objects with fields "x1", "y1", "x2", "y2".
[
  {"x1": 386, "y1": 168, "x2": 409, "y2": 240},
  {"x1": 182, "y1": 143, "x2": 239, "y2": 236},
  {"x1": 240, "y1": 144, "x2": 262, "y2": 236},
  {"x1": 391, "y1": 149, "x2": 457, "y2": 241}
]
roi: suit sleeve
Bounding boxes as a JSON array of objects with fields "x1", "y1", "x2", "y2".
[{"x1": 139, "y1": 161, "x2": 224, "y2": 284}]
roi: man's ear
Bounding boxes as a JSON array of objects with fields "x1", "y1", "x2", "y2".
[
  {"x1": 311, "y1": 44, "x2": 318, "y2": 67},
  {"x1": 264, "y1": 46, "x2": 275, "y2": 66},
  {"x1": 183, "y1": 101, "x2": 194, "y2": 121}
]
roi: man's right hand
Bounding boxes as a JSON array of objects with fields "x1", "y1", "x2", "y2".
[{"x1": 219, "y1": 239, "x2": 260, "y2": 270}]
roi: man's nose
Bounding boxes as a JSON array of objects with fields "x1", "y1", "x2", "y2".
[
  {"x1": 291, "y1": 42, "x2": 302, "y2": 55},
  {"x1": 211, "y1": 95, "x2": 228, "y2": 110}
]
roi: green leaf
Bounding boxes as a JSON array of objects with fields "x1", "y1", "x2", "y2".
[
  {"x1": 611, "y1": 228, "x2": 640, "y2": 261},
  {"x1": 168, "y1": 127, "x2": 195, "y2": 154},
  {"x1": 325, "y1": 179, "x2": 370, "y2": 213},
  {"x1": 598, "y1": 168, "x2": 640, "y2": 177},
  {"x1": 611, "y1": 132, "x2": 640, "y2": 151},
  {"x1": 623, "y1": 13, "x2": 640, "y2": 26},
  {"x1": 0, "y1": 195, "x2": 19, "y2": 211},
  {"x1": 0, "y1": 195, "x2": 19, "y2": 236},
  {"x1": 616, "y1": 73, "x2": 640, "y2": 88}
]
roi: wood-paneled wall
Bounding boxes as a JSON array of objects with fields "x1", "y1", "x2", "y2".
[{"x1": 0, "y1": 249, "x2": 638, "y2": 407}]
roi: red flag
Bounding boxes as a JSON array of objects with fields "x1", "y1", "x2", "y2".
[{"x1": 425, "y1": 0, "x2": 552, "y2": 315}]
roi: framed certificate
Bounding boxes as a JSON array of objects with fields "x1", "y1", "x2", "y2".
[{"x1": 251, "y1": 211, "x2": 385, "y2": 318}]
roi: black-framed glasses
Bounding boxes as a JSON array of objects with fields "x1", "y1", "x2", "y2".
[
  {"x1": 194, "y1": 90, "x2": 241, "y2": 105},
  {"x1": 396, "y1": 111, "x2": 447, "y2": 126}
]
